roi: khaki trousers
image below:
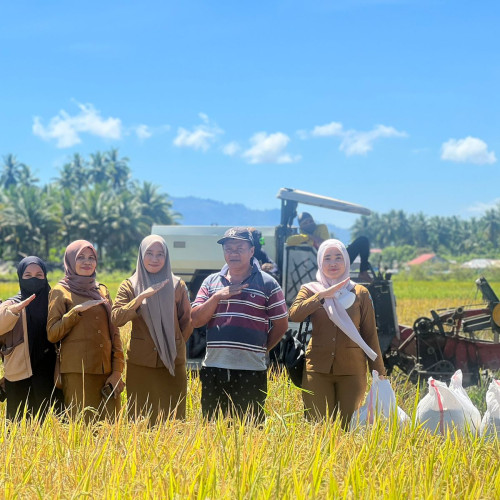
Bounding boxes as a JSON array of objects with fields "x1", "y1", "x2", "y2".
[
  {"x1": 126, "y1": 362, "x2": 187, "y2": 422},
  {"x1": 62, "y1": 372, "x2": 121, "y2": 422},
  {"x1": 302, "y1": 369, "x2": 367, "y2": 428}
]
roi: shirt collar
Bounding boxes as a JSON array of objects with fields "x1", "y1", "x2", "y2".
[{"x1": 219, "y1": 258, "x2": 260, "y2": 281}]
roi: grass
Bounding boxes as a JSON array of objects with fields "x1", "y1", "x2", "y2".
[{"x1": 1, "y1": 278, "x2": 500, "y2": 498}]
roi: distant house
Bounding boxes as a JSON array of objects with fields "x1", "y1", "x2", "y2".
[
  {"x1": 407, "y1": 253, "x2": 446, "y2": 266},
  {"x1": 461, "y1": 259, "x2": 500, "y2": 269}
]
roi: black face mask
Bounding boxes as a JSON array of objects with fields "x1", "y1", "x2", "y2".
[{"x1": 20, "y1": 277, "x2": 46, "y2": 295}]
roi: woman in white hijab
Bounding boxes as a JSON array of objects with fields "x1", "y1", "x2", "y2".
[
  {"x1": 289, "y1": 239, "x2": 386, "y2": 427},
  {"x1": 112, "y1": 235, "x2": 193, "y2": 422}
]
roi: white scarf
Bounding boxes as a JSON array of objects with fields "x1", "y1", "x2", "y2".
[{"x1": 303, "y1": 239, "x2": 377, "y2": 361}]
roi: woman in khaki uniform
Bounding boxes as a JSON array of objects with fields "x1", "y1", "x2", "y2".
[
  {"x1": 289, "y1": 239, "x2": 386, "y2": 428},
  {"x1": 112, "y1": 235, "x2": 192, "y2": 422},
  {"x1": 0, "y1": 256, "x2": 63, "y2": 420},
  {"x1": 47, "y1": 240, "x2": 125, "y2": 421}
]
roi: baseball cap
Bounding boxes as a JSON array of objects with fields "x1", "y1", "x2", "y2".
[{"x1": 217, "y1": 227, "x2": 254, "y2": 246}]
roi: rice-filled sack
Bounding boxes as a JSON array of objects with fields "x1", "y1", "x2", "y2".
[
  {"x1": 480, "y1": 379, "x2": 500, "y2": 438},
  {"x1": 350, "y1": 370, "x2": 409, "y2": 430},
  {"x1": 449, "y1": 369, "x2": 481, "y2": 433},
  {"x1": 417, "y1": 377, "x2": 476, "y2": 435}
]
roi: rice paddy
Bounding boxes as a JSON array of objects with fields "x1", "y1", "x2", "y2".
[{"x1": 1, "y1": 279, "x2": 499, "y2": 498}]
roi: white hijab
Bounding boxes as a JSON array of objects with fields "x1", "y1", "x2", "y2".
[
  {"x1": 303, "y1": 239, "x2": 377, "y2": 361},
  {"x1": 130, "y1": 235, "x2": 179, "y2": 375}
]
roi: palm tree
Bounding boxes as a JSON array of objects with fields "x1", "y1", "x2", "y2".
[
  {"x1": 134, "y1": 181, "x2": 179, "y2": 227},
  {"x1": 89, "y1": 152, "x2": 108, "y2": 185},
  {"x1": 408, "y1": 213, "x2": 429, "y2": 248},
  {"x1": 76, "y1": 186, "x2": 115, "y2": 261},
  {"x1": 107, "y1": 191, "x2": 148, "y2": 268},
  {"x1": 482, "y1": 208, "x2": 500, "y2": 248},
  {"x1": 18, "y1": 164, "x2": 39, "y2": 186},
  {"x1": 0, "y1": 186, "x2": 60, "y2": 259},
  {"x1": 105, "y1": 149, "x2": 130, "y2": 190},
  {"x1": 0, "y1": 154, "x2": 26, "y2": 189},
  {"x1": 57, "y1": 153, "x2": 88, "y2": 190}
]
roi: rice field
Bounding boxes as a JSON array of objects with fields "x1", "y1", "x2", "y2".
[{"x1": 1, "y1": 279, "x2": 500, "y2": 498}]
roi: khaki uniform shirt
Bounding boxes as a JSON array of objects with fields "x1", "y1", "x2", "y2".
[
  {"x1": 47, "y1": 284, "x2": 124, "y2": 375},
  {"x1": 111, "y1": 278, "x2": 193, "y2": 368},
  {"x1": 289, "y1": 284, "x2": 386, "y2": 376}
]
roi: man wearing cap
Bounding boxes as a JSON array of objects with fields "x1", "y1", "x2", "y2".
[
  {"x1": 191, "y1": 226, "x2": 288, "y2": 422},
  {"x1": 286, "y1": 212, "x2": 372, "y2": 281}
]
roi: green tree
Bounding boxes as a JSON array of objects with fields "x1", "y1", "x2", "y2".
[{"x1": 1, "y1": 154, "x2": 27, "y2": 189}]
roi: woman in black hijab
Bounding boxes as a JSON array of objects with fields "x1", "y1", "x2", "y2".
[{"x1": 0, "y1": 256, "x2": 63, "y2": 419}]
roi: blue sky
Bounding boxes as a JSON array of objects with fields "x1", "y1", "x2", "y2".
[{"x1": 1, "y1": 0, "x2": 499, "y2": 228}]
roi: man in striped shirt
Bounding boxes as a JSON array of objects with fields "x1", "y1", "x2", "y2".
[{"x1": 192, "y1": 227, "x2": 288, "y2": 422}]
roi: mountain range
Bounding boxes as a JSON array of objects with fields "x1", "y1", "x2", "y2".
[{"x1": 170, "y1": 196, "x2": 351, "y2": 242}]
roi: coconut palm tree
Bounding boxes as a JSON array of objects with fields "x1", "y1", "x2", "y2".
[
  {"x1": 0, "y1": 154, "x2": 26, "y2": 189},
  {"x1": 105, "y1": 148, "x2": 130, "y2": 190},
  {"x1": 134, "y1": 181, "x2": 179, "y2": 227}
]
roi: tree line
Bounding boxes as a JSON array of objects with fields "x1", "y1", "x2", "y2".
[
  {"x1": 0, "y1": 151, "x2": 178, "y2": 270},
  {"x1": 351, "y1": 208, "x2": 500, "y2": 258}
]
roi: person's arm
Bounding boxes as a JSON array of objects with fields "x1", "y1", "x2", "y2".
[
  {"x1": 267, "y1": 317, "x2": 289, "y2": 350},
  {"x1": 111, "y1": 279, "x2": 139, "y2": 327},
  {"x1": 358, "y1": 286, "x2": 386, "y2": 376},
  {"x1": 191, "y1": 282, "x2": 248, "y2": 328},
  {"x1": 0, "y1": 300, "x2": 25, "y2": 335},
  {"x1": 176, "y1": 280, "x2": 193, "y2": 342},
  {"x1": 265, "y1": 283, "x2": 289, "y2": 349},
  {"x1": 289, "y1": 286, "x2": 323, "y2": 323},
  {"x1": 47, "y1": 288, "x2": 82, "y2": 343},
  {"x1": 111, "y1": 279, "x2": 170, "y2": 327},
  {"x1": 101, "y1": 287, "x2": 125, "y2": 397}
]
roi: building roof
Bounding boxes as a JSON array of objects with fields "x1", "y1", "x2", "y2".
[
  {"x1": 461, "y1": 259, "x2": 500, "y2": 269},
  {"x1": 407, "y1": 253, "x2": 437, "y2": 266}
]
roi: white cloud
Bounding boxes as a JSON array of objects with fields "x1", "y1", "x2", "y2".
[
  {"x1": 222, "y1": 141, "x2": 240, "y2": 156},
  {"x1": 33, "y1": 102, "x2": 122, "y2": 148},
  {"x1": 467, "y1": 198, "x2": 500, "y2": 214},
  {"x1": 135, "y1": 124, "x2": 152, "y2": 141},
  {"x1": 242, "y1": 132, "x2": 301, "y2": 164},
  {"x1": 441, "y1": 136, "x2": 497, "y2": 165},
  {"x1": 308, "y1": 121, "x2": 407, "y2": 156},
  {"x1": 173, "y1": 113, "x2": 223, "y2": 151},
  {"x1": 340, "y1": 125, "x2": 407, "y2": 156},
  {"x1": 311, "y1": 121, "x2": 343, "y2": 137}
]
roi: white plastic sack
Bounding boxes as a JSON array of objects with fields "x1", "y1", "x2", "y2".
[
  {"x1": 416, "y1": 376, "x2": 479, "y2": 435},
  {"x1": 350, "y1": 370, "x2": 409, "y2": 430},
  {"x1": 449, "y1": 369, "x2": 481, "y2": 433},
  {"x1": 480, "y1": 379, "x2": 500, "y2": 438}
]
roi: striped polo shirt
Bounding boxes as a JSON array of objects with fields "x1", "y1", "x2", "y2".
[{"x1": 192, "y1": 261, "x2": 288, "y2": 371}]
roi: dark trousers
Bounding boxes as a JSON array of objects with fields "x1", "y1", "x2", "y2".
[
  {"x1": 5, "y1": 374, "x2": 64, "y2": 421},
  {"x1": 200, "y1": 366, "x2": 267, "y2": 423},
  {"x1": 347, "y1": 236, "x2": 370, "y2": 272}
]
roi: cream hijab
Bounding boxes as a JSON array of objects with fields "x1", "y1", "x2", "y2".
[
  {"x1": 304, "y1": 239, "x2": 377, "y2": 361},
  {"x1": 130, "y1": 235, "x2": 179, "y2": 375}
]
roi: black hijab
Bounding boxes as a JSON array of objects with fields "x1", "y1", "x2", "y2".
[{"x1": 9, "y1": 256, "x2": 53, "y2": 370}]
